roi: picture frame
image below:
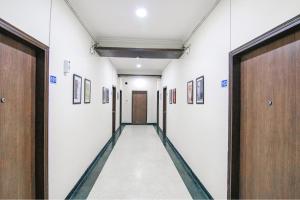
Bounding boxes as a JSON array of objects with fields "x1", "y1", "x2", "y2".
[
  {"x1": 102, "y1": 87, "x2": 106, "y2": 104},
  {"x1": 169, "y1": 89, "x2": 173, "y2": 104},
  {"x1": 187, "y1": 80, "x2": 193, "y2": 104},
  {"x1": 84, "y1": 79, "x2": 91, "y2": 104},
  {"x1": 105, "y1": 88, "x2": 109, "y2": 103},
  {"x1": 173, "y1": 89, "x2": 176, "y2": 104},
  {"x1": 196, "y1": 76, "x2": 204, "y2": 104},
  {"x1": 73, "y1": 74, "x2": 82, "y2": 104}
]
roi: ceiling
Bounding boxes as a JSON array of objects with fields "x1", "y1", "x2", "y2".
[
  {"x1": 110, "y1": 58, "x2": 171, "y2": 75},
  {"x1": 67, "y1": 0, "x2": 219, "y2": 74}
]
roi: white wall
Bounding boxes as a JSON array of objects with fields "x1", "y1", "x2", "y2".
[
  {"x1": 121, "y1": 76, "x2": 159, "y2": 124},
  {"x1": 1, "y1": 0, "x2": 120, "y2": 198},
  {"x1": 49, "y1": 0, "x2": 120, "y2": 198},
  {"x1": 159, "y1": 0, "x2": 300, "y2": 198},
  {"x1": 0, "y1": 0, "x2": 51, "y2": 45}
]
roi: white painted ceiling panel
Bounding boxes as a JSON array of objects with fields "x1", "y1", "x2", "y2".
[
  {"x1": 67, "y1": 0, "x2": 219, "y2": 74},
  {"x1": 109, "y1": 58, "x2": 171, "y2": 75}
]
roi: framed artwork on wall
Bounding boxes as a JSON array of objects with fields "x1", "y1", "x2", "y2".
[
  {"x1": 196, "y1": 76, "x2": 204, "y2": 104},
  {"x1": 102, "y1": 87, "x2": 106, "y2": 104},
  {"x1": 105, "y1": 88, "x2": 109, "y2": 103},
  {"x1": 173, "y1": 89, "x2": 176, "y2": 104},
  {"x1": 84, "y1": 79, "x2": 91, "y2": 104},
  {"x1": 187, "y1": 80, "x2": 193, "y2": 104},
  {"x1": 73, "y1": 74, "x2": 82, "y2": 104},
  {"x1": 169, "y1": 89, "x2": 173, "y2": 104}
]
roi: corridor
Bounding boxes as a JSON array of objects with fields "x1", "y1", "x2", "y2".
[
  {"x1": 0, "y1": 0, "x2": 299, "y2": 199},
  {"x1": 88, "y1": 125, "x2": 191, "y2": 199}
]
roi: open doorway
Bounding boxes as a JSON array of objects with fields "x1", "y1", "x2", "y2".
[
  {"x1": 163, "y1": 87, "x2": 167, "y2": 135},
  {"x1": 112, "y1": 86, "x2": 116, "y2": 134}
]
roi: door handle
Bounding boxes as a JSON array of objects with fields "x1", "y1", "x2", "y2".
[{"x1": 0, "y1": 97, "x2": 6, "y2": 103}]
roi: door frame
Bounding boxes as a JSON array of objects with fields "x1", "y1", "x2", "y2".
[
  {"x1": 228, "y1": 15, "x2": 300, "y2": 199},
  {"x1": 131, "y1": 90, "x2": 148, "y2": 125},
  {"x1": 119, "y1": 90, "x2": 122, "y2": 126},
  {"x1": 0, "y1": 19, "x2": 49, "y2": 198},
  {"x1": 112, "y1": 86, "x2": 116, "y2": 134},
  {"x1": 157, "y1": 90, "x2": 159, "y2": 126},
  {"x1": 163, "y1": 87, "x2": 167, "y2": 135}
]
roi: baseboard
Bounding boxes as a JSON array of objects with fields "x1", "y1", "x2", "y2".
[
  {"x1": 156, "y1": 126, "x2": 213, "y2": 199},
  {"x1": 66, "y1": 126, "x2": 122, "y2": 199}
]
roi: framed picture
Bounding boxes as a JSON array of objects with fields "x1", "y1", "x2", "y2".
[
  {"x1": 102, "y1": 87, "x2": 106, "y2": 104},
  {"x1": 73, "y1": 74, "x2": 82, "y2": 104},
  {"x1": 196, "y1": 76, "x2": 204, "y2": 104},
  {"x1": 187, "y1": 80, "x2": 193, "y2": 104},
  {"x1": 173, "y1": 89, "x2": 176, "y2": 104},
  {"x1": 84, "y1": 79, "x2": 91, "y2": 104},
  {"x1": 105, "y1": 88, "x2": 109, "y2": 103},
  {"x1": 169, "y1": 89, "x2": 173, "y2": 104}
]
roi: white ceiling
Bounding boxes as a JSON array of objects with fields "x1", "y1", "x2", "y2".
[
  {"x1": 109, "y1": 58, "x2": 171, "y2": 75},
  {"x1": 67, "y1": 0, "x2": 219, "y2": 74}
]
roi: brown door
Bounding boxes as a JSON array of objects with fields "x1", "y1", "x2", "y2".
[
  {"x1": 120, "y1": 90, "x2": 122, "y2": 126},
  {"x1": 112, "y1": 86, "x2": 116, "y2": 134},
  {"x1": 132, "y1": 91, "x2": 147, "y2": 124},
  {"x1": 157, "y1": 91, "x2": 159, "y2": 126},
  {"x1": 239, "y1": 31, "x2": 299, "y2": 199},
  {"x1": 0, "y1": 32, "x2": 36, "y2": 198},
  {"x1": 163, "y1": 87, "x2": 167, "y2": 134}
]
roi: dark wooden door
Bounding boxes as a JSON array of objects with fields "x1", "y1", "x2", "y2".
[
  {"x1": 239, "y1": 31, "x2": 299, "y2": 199},
  {"x1": 120, "y1": 90, "x2": 122, "y2": 126},
  {"x1": 163, "y1": 87, "x2": 167, "y2": 134},
  {"x1": 157, "y1": 91, "x2": 159, "y2": 126},
  {"x1": 112, "y1": 86, "x2": 116, "y2": 134},
  {"x1": 0, "y1": 32, "x2": 36, "y2": 198},
  {"x1": 132, "y1": 91, "x2": 147, "y2": 124}
]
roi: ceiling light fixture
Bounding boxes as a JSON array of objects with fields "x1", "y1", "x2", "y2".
[
  {"x1": 136, "y1": 64, "x2": 142, "y2": 68},
  {"x1": 136, "y1": 8, "x2": 147, "y2": 18}
]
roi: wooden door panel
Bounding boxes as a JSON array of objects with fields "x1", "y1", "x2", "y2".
[
  {"x1": 296, "y1": 30, "x2": 300, "y2": 198},
  {"x1": 0, "y1": 33, "x2": 36, "y2": 198},
  {"x1": 240, "y1": 33, "x2": 298, "y2": 199},
  {"x1": 132, "y1": 91, "x2": 147, "y2": 124},
  {"x1": 163, "y1": 88, "x2": 167, "y2": 134},
  {"x1": 112, "y1": 87, "x2": 116, "y2": 133}
]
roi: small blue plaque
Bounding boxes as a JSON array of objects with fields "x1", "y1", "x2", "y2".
[
  {"x1": 221, "y1": 80, "x2": 228, "y2": 88},
  {"x1": 50, "y1": 75, "x2": 57, "y2": 84}
]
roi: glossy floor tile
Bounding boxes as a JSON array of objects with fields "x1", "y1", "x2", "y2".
[{"x1": 88, "y1": 125, "x2": 192, "y2": 199}]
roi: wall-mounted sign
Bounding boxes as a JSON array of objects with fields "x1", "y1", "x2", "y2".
[
  {"x1": 221, "y1": 80, "x2": 228, "y2": 88},
  {"x1": 50, "y1": 75, "x2": 57, "y2": 84}
]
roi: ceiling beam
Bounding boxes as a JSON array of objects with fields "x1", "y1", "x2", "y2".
[
  {"x1": 118, "y1": 74, "x2": 162, "y2": 78},
  {"x1": 95, "y1": 47, "x2": 184, "y2": 59}
]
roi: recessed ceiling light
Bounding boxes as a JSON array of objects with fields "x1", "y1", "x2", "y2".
[
  {"x1": 137, "y1": 64, "x2": 142, "y2": 68},
  {"x1": 136, "y1": 8, "x2": 147, "y2": 18}
]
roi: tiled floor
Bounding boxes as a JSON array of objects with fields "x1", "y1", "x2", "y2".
[{"x1": 88, "y1": 125, "x2": 192, "y2": 199}]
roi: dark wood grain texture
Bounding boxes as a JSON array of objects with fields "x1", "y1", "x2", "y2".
[
  {"x1": 295, "y1": 30, "x2": 300, "y2": 199},
  {"x1": 163, "y1": 87, "x2": 167, "y2": 134},
  {"x1": 240, "y1": 33, "x2": 297, "y2": 199},
  {"x1": 0, "y1": 33, "x2": 36, "y2": 199},
  {"x1": 0, "y1": 18, "x2": 48, "y2": 199},
  {"x1": 112, "y1": 86, "x2": 116, "y2": 134},
  {"x1": 132, "y1": 91, "x2": 147, "y2": 124},
  {"x1": 228, "y1": 14, "x2": 300, "y2": 199}
]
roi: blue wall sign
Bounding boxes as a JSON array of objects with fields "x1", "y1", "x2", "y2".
[
  {"x1": 50, "y1": 75, "x2": 57, "y2": 84},
  {"x1": 221, "y1": 80, "x2": 228, "y2": 88}
]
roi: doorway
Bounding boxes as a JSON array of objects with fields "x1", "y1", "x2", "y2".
[
  {"x1": 119, "y1": 90, "x2": 123, "y2": 126},
  {"x1": 157, "y1": 90, "x2": 159, "y2": 126},
  {"x1": 132, "y1": 91, "x2": 147, "y2": 124},
  {"x1": 228, "y1": 16, "x2": 300, "y2": 199},
  {"x1": 163, "y1": 87, "x2": 167, "y2": 134},
  {"x1": 112, "y1": 86, "x2": 116, "y2": 134},
  {"x1": 0, "y1": 19, "x2": 48, "y2": 199}
]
